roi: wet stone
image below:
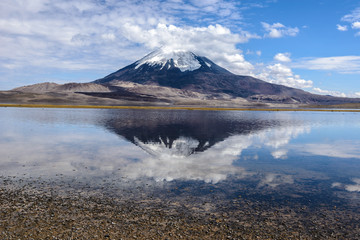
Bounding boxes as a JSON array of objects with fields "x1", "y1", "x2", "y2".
[{"x1": 0, "y1": 177, "x2": 359, "y2": 239}]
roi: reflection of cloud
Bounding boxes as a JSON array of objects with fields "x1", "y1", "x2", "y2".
[
  {"x1": 121, "y1": 124, "x2": 310, "y2": 183},
  {"x1": 256, "y1": 125, "x2": 310, "y2": 159},
  {"x1": 123, "y1": 135, "x2": 253, "y2": 183},
  {"x1": 332, "y1": 179, "x2": 360, "y2": 192},
  {"x1": 0, "y1": 118, "x2": 312, "y2": 184},
  {"x1": 271, "y1": 149, "x2": 288, "y2": 159},
  {"x1": 0, "y1": 109, "x2": 313, "y2": 184},
  {"x1": 0, "y1": 128, "x2": 147, "y2": 178},
  {"x1": 297, "y1": 141, "x2": 360, "y2": 159},
  {"x1": 331, "y1": 182, "x2": 342, "y2": 188},
  {"x1": 135, "y1": 136, "x2": 199, "y2": 158},
  {"x1": 258, "y1": 173, "x2": 294, "y2": 188},
  {"x1": 259, "y1": 126, "x2": 310, "y2": 148},
  {"x1": 345, "y1": 179, "x2": 360, "y2": 192}
]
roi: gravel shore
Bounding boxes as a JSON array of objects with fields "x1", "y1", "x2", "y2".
[{"x1": 1, "y1": 176, "x2": 359, "y2": 240}]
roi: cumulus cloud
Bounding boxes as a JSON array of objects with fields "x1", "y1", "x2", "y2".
[
  {"x1": 256, "y1": 63, "x2": 313, "y2": 88},
  {"x1": 254, "y1": 52, "x2": 315, "y2": 89},
  {"x1": 120, "y1": 23, "x2": 259, "y2": 75},
  {"x1": 261, "y1": 22, "x2": 299, "y2": 38},
  {"x1": 341, "y1": 7, "x2": 360, "y2": 36},
  {"x1": 0, "y1": 0, "x2": 164, "y2": 73},
  {"x1": 336, "y1": 24, "x2": 348, "y2": 31},
  {"x1": 312, "y1": 88, "x2": 347, "y2": 97},
  {"x1": 274, "y1": 53, "x2": 291, "y2": 62},
  {"x1": 294, "y1": 56, "x2": 360, "y2": 74},
  {"x1": 352, "y1": 21, "x2": 360, "y2": 29},
  {"x1": 0, "y1": 0, "x2": 348, "y2": 96},
  {"x1": 342, "y1": 7, "x2": 360, "y2": 22},
  {"x1": 0, "y1": 0, "x2": 252, "y2": 67},
  {"x1": 0, "y1": 0, "x2": 267, "y2": 88}
]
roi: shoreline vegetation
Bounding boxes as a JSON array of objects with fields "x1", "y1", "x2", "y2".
[{"x1": 1, "y1": 103, "x2": 360, "y2": 112}]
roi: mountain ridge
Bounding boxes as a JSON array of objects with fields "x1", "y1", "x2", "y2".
[
  {"x1": 92, "y1": 48, "x2": 360, "y2": 105},
  {"x1": 6, "y1": 48, "x2": 360, "y2": 107}
]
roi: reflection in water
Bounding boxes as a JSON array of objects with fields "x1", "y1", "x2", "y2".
[
  {"x1": 0, "y1": 108, "x2": 359, "y2": 188},
  {"x1": 1, "y1": 108, "x2": 360, "y2": 240},
  {"x1": 101, "y1": 110, "x2": 308, "y2": 183},
  {"x1": 345, "y1": 179, "x2": 360, "y2": 192},
  {"x1": 104, "y1": 110, "x2": 280, "y2": 155},
  {"x1": 298, "y1": 141, "x2": 360, "y2": 159},
  {"x1": 333, "y1": 178, "x2": 360, "y2": 192}
]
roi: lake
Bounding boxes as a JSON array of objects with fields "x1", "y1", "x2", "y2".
[{"x1": 0, "y1": 107, "x2": 359, "y2": 239}]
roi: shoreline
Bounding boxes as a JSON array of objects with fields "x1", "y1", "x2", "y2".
[
  {"x1": 2, "y1": 177, "x2": 359, "y2": 239},
  {"x1": 1, "y1": 103, "x2": 360, "y2": 112}
]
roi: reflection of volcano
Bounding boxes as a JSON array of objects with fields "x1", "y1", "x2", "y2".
[
  {"x1": 99, "y1": 110, "x2": 310, "y2": 183},
  {"x1": 103, "y1": 110, "x2": 280, "y2": 156}
]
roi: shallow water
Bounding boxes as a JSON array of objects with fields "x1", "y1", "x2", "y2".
[{"x1": 0, "y1": 107, "x2": 359, "y2": 238}]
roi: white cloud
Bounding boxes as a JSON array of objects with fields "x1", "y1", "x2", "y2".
[
  {"x1": 0, "y1": 0, "x2": 265, "y2": 88},
  {"x1": 352, "y1": 21, "x2": 360, "y2": 29},
  {"x1": 294, "y1": 56, "x2": 360, "y2": 74},
  {"x1": 355, "y1": 92, "x2": 360, "y2": 97},
  {"x1": 341, "y1": 7, "x2": 360, "y2": 36},
  {"x1": 274, "y1": 52, "x2": 291, "y2": 62},
  {"x1": 245, "y1": 50, "x2": 262, "y2": 56},
  {"x1": 254, "y1": 52, "x2": 313, "y2": 89},
  {"x1": 0, "y1": 0, "x2": 168, "y2": 73},
  {"x1": 312, "y1": 88, "x2": 347, "y2": 97},
  {"x1": 190, "y1": 0, "x2": 220, "y2": 7},
  {"x1": 261, "y1": 22, "x2": 299, "y2": 38},
  {"x1": 341, "y1": 7, "x2": 360, "y2": 22},
  {"x1": 336, "y1": 24, "x2": 348, "y2": 31},
  {"x1": 256, "y1": 63, "x2": 313, "y2": 89},
  {"x1": 121, "y1": 23, "x2": 258, "y2": 75}
]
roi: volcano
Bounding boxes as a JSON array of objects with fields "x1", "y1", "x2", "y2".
[
  {"x1": 9, "y1": 48, "x2": 360, "y2": 106},
  {"x1": 90, "y1": 48, "x2": 360, "y2": 105}
]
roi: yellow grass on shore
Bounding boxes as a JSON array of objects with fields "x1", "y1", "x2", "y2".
[{"x1": 1, "y1": 103, "x2": 360, "y2": 112}]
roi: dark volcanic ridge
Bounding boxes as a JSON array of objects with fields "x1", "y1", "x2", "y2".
[{"x1": 8, "y1": 48, "x2": 360, "y2": 106}]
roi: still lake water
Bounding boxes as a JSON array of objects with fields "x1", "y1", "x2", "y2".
[{"x1": 1, "y1": 107, "x2": 360, "y2": 237}]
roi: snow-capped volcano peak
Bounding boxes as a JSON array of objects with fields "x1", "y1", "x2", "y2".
[{"x1": 135, "y1": 48, "x2": 202, "y2": 72}]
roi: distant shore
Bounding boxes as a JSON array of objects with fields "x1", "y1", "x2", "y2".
[{"x1": 1, "y1": 103, "x2": 360, "y2": 112}]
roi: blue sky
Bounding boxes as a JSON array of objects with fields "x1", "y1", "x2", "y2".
[{"x1": 0, "y1": 0, "x2": 359, "y2": 97}]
